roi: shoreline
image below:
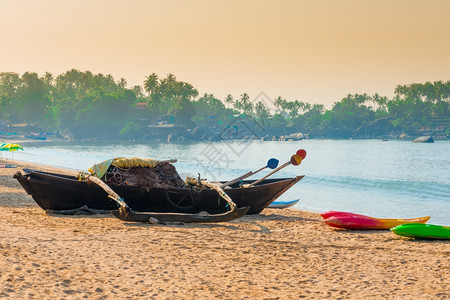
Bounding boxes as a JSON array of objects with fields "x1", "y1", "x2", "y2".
[
  {"x1": 2, "y1": 141, "x2": 450, "y2": 226},
  {"x1": 1, "y1": 133, "x2": 448, "y2": 146},
  {"x1": 1, "y1": 160, "x2": 449, "y2": 299}
]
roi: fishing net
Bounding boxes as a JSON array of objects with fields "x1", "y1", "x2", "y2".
[{"x1": 102, "y1": 163, "x2": 186, "y2": 189}]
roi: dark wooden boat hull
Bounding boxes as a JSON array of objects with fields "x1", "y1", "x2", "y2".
[{"x1": 14, "y1": 169, "x2": 304, "y2": 214}]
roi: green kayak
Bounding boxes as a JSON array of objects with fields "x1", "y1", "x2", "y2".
[{"x1": 391, "y1": 223, "x2": 450, "y2": 240}]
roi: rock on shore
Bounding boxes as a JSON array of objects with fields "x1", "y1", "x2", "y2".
[{"x1": 412, "y1": 136, "x2": 434, "y2": 143}]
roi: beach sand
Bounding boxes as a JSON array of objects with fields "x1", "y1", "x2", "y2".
[{"x1": 1, "y1": 160, "x2": 449, "y2": 299}]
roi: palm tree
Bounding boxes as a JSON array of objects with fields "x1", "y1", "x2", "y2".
[
  {"x1": 254, "y1": 101, "x2": 269, "y2": 122},
  {"x1": 240, "y1": 93, "x2": 253, "y2": 115},
  {"x1": 372, "y1": 93, "x2": 388, "y2": 113},
  {"x1": 224, "y1": 94, "x2": 234, "y2": 108},
  {"x1": 132, "y1": 85, "x2": 145, "y2": 98},
  {"x1": 274, "y1": 96, "x2": 284, "y2": 112},
  {"x1": 394, "y1": 84, "x2": 408, "y2": 99},
  {"x1": 41, "y1": 72, "x2": 54, "y2": 86},
  {"x1": 303, "y1": 102, "x2": 312, "y2": 113},
  {"x1": 117, "y1": 78, "x2": 127, "y2": 89},
  {"x1": 165, "y1": 73, "x2": 176, "y2": 83},
  {"x1": 143, "y1": 73, "x2": 161, "y2": 121},
  {"x1": 143, "y1": 73, "x2": 159, "y2": 95},
  {"x1": 233, "y1": 93, "x2": 250, "y2": 114}
]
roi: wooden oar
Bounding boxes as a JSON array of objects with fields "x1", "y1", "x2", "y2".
[
  {"x1": 220, "y1": 158, "x2": 279, "y2": 188},
  {"x1": 246, "y1": 150, "x2": 306, "y2": 187}
]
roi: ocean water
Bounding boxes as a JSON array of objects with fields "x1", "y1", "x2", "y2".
[{"x1": 10, "y1": 139, "x2": 450, "y2": 225}]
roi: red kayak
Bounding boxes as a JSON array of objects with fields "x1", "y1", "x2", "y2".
[{"x1": 321, "y1": 211, "x2": 430, "y2": 230}]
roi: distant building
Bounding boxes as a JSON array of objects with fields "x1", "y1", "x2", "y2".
[{"x1": 135, "y1": 102, "x2": 148, "y2": 110}]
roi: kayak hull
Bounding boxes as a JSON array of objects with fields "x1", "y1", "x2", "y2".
[
  {"x1": 268, "y1": 199, "x2": 299, "y2": 209},
  {"x1": 321, "y1": 211, "x2": 369, "y2": 219},
  {"x1": 391, "y1": 224, "x2": 450, "y2": 240},
  {"x1": 323, "y1": 215, "x2": 430, "y2": 230}
]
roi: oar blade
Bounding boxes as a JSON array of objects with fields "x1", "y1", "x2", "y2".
[
  {"x1": 267, "y1": 158, "x2": 279, "y2": 169},
  {"x1": 296, "y1": 149, "x2": 307, "y2": 159},
  {"x1": 290, "y1": 154, "x2": 302, "y2": 166}
]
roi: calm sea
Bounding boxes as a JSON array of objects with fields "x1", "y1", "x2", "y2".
[{"x1": 10, "y1": 139, "x2": 450, "y2": 225}]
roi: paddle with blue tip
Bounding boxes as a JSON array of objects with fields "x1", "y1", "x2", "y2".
[
  {"x1": 220, "y1": 158, "x2": 279, "y2": 188},
  {"x1": 246, "y1": 149, "x2": 307, "y2": 187}
]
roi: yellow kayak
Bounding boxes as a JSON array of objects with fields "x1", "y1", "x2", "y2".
[{"x1": 376, "y1": 216, "x2": 430, "y2": 229}]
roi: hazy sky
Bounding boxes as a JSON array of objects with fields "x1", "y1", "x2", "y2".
[{"x1": 1, "y1": 0, "x2": 449, "y2": 108}]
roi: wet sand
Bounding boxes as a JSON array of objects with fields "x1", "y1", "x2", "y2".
[{"x1": 1, "y1": 160, "x2": 449, "y2": 299}]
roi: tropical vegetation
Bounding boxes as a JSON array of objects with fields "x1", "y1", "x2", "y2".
[{"x1": 0, "y1": 69, "x2": 448, "y2": 140}]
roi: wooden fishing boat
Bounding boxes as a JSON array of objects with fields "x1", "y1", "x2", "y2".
[{"x1": 14, "y1": 169, "x2": 304, "y2": 215}]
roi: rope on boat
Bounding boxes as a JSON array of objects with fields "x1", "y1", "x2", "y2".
[
  {"x1": 83, "y1": 174, "x2": 127, "y2": 208},
  {"x1": 80, "y1": 172, "x2": 159, "y2": 224},
  {"x1": 185, "y1": 176, "x2": 237, "y2": 212},
  {"x1": 104, "y1": 166, "x2": 127, "y2": 185}
]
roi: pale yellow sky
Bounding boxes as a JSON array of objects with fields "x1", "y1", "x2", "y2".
[{"x1": 1, "y1": 0, "x2": 449, "y2": 108}]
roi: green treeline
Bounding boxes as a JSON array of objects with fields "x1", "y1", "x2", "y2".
[{"x1": 0, "y1": 69, "x2": 449, "y2": 140}]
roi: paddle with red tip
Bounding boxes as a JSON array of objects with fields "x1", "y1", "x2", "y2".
[
  {"x1": 246, "y1": 149, "x2": 306, "y2": 187},
  {"x1": 296, "y1": 149, "x2": 307, "y2": 159},
  {"x1": 221, "y1": 158, "x2": 279, "y2": 188}
]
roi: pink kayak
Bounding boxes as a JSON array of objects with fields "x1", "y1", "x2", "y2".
[
  {"x1": 322, "y1": 213, "x2": 430, "y2": 230},
  {"x1": 321, "y1": 211, "x2": 370, "y2": 219}
]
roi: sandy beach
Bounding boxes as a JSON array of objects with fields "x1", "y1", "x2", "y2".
[{"x1": 1, "y1": 159, "x2": 449, "y2": 299}]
